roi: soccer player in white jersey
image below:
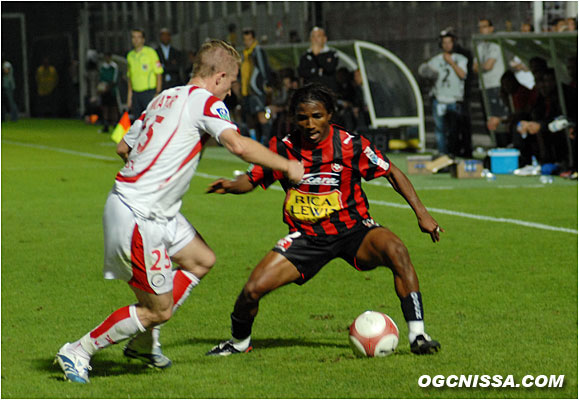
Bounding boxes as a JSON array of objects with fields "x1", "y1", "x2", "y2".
[{"x1": 55, "y1": 39, "x2": 304, "y2": 384}]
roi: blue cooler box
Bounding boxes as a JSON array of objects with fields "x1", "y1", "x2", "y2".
[{"x1": 488, "y1": 148, "x2": 520, "y2": 174}]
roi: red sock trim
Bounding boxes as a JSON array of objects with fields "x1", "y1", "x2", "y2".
[
  {"x1": 173, "y1": 270, "x2": 193, "y2": 304},
  {"x1": 90, "y1": 306, "x2": 131, "y2": 339}
]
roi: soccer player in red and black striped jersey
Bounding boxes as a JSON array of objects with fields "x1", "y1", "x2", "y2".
[{"x1": 207, "y1": 84, "x2": 442, "y2": 356}]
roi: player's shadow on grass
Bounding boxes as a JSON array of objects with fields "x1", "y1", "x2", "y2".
[
  {"x1": 41, "y1": 355, "x2": 164, "y2": 381},
  {"x1": 176, "y1": 337, "x2": 351, "y2": 350}
]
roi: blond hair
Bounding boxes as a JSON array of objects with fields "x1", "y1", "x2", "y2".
[{"x1": 193, "y1": 39, "x2": 241, "y2": 78}]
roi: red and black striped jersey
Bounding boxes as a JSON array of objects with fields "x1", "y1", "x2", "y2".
[{"x1": 247, "y1": 125, "x2": 391, "y2": 237}]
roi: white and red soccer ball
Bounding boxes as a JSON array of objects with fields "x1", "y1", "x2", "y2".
[{"x1": 349, "y1": 311, "x2": 399, "y2": 357}]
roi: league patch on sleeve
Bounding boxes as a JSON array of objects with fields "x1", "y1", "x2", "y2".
[
  {"x1": 214, "y1": 106, "x2": 231, "y2": 121},
  {"x1": 205, "y1": 98, "x2": 231, "y2": 121}
]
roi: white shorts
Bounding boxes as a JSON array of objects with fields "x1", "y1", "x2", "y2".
[{"x1": 103, "y1": 191, "x2": 196, "y2": 295}]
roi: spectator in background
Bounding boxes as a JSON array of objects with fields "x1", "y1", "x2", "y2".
[
  {"x1": 500, "y1": 70, "x2": 538, "y2": 118},
  {"x1": 2, "y1": 59, "x2": 19, "y2": 122},
  {"x1": 156, "y1": 28, "x2": 183, "y2": 90},
  {"x1": 226, "y1": 23, "x2": 238, "y2": 48},
  {"x1": 269, "y1": 68, "x2": 298, "y2": 138},
  {"x1": 509, "y1": 24, "x2": 535, "y2": 90},
  {"x1": 98, "y1": 53, "x2": 119, "y2": 133},
  {"x1": 473, "y1": 18, "x2": 509, "y2": 143},
  {"x1": 552, "y1": 18, "x2": 568, "y2": 32},
  {"x1": 126, "y1": 28, "x2": 163, "y2": 119},
  {"x1": 418, "y1": 29, "x2": 467, "y2": 157},
  {"x1": 333, "y1": 67, "x2": 358, "y2": 131},
  {"x1": 515, "y1": 68, "x2": 571, "y2": 170},
  {"x1": 442, "y1": 26, "x2": 474, "y2": 158},
  {"x1": 561, "y1": 56, "x2": 578, "y2": 179},
  {"x1": 289, "y1": 30, "x2": 301, "y2": 44},
  {"x1": 84, "y1": 50, "x2": 101, "y2": 121},
  {"x1": 566, "y1": 17, "x2": 577, "y2": 31},
  {"x1": 351, "y1": 69, "x2": 370, "y2": 131},
  {"x1": 35, "y1": 57, "x2": 59, "y2": 117},
  {"x1": 521, "y1": 22, "x2": 533, "y2": 33},
  {"x1": 500, "y1": 70, "x2": 538, "y2": 166},
  {"x1": 184, "y1": 50, "x2": 196, "y2": 82},
  {"x1": 528, "y1": 56, "x2": 548, "y2": 82},
  {"x1": 240, "y1": 28, "x2": 273, "y2": 144},
  {"x1": 298, "y1": 27, "x2": 339, "y2": 93}
]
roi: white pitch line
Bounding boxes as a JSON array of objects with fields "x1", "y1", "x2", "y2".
[
  {"x1": 2, "y1": 140, "x2": 118, "y2": 161},
  {"x1": 5, "y1": 140, "x2": 577, "y2": 235},
  {"x1": 368, "y1": 199, "x2": 578, "y2": 235},
  {"x1": 197, "y1": 172, "x2": 577, "y2": 235}
]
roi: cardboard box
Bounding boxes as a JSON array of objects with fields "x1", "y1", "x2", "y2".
[
  {"x1": 406, "y1": 155, "x2": 433, "y2": 175},
  {"x1": 425, "y1": 155, "x2": 454, "y2": 173},
  {"x1": 451, "y1": 159, "x2": 484, "y2": 179},
  {"x1": 488, "y1": 148, "x2": 520, "y2": 174}
]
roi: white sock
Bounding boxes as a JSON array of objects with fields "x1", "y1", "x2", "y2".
[
  {"x1": 407, "y1": 320, "x2": 425, "y2": 344},
  {"x1": 232, "y1": 336, "x2": 251, "y2": 351},
  {"x1": 79, "y1": 304, "x2": 145, "y2": 356}
]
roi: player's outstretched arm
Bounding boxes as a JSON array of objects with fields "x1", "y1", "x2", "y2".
[
  {"x1": 207, "y1": 175, "x2": 254, "y2": 195},
  {"x1": 219, "y1": 129, "x2": 304, "y2": 184},
  {"x1": 386, "y1": 163, "x2": 443, "y2": 243}
]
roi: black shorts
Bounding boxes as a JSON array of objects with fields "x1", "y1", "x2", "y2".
[{"x1": 272, "y1": 219, "x2": 381, "y2": 285}]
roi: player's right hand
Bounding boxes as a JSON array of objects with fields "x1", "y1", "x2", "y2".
[
  {"x1": 286, "y1": 160, "x2": 304, "y2": 185},
  {"x1": 206, "y1": 178, "x2": 230, "y2": 194}
]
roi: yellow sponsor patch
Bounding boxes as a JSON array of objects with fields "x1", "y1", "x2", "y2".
[{"x1": 285, "y1": 188, "x2": 343, "y2": 223}]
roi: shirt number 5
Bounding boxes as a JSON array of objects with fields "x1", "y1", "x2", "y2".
[{"x1": 136, "y1": 115, "x2": 165, "y2": 153}]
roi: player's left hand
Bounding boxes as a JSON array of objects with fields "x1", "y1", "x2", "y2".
[
  {"x1": 418, "y1": 214, "x2": 444, "y2": 243},
  {"x1": 206, "y1": 178, "x2": 231, "y2": 194}
]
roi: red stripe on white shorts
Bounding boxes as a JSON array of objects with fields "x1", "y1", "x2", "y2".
[{"x1": 128, "y1": 224, "x2": 155, "y2": 294}]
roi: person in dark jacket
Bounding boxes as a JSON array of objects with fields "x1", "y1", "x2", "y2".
[
  {"x1": 297, "y1": 27, "x2": 339, "y2": 93},
  {"x1": 156, "y1": 28, "x2": 183, "y2": 90}
]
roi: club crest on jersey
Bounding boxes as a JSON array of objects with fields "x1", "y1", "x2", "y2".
[
  {"x1": 363, "y1": 147, "x2": 390, "y2": 171},
  {"x1": 331, "y1": 163, "x2": 343, "y2": 173}
]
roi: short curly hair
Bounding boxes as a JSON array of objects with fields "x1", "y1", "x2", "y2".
[{"x1": 288, "y1": 83, "x2": 337, "y2": 119}]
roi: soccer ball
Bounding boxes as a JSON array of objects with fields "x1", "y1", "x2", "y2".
[{"x1": 349, "y1": 311, "x2": 399, "y2": 357}]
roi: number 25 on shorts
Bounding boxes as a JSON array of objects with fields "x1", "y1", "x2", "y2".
[{"x1": 151, "y1": 249, "x2": 171, "y2": 271}]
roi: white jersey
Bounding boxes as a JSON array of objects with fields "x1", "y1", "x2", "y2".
[
  {"x1": 424, "y1": 53, "x2": 468, "y2": 103},
  {"x1": 114, "y1": 85, "x2": 237, "y2": 221}
]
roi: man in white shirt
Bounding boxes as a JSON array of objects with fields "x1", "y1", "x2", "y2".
[
  {"x1": 473, "y1": 18, "x2": 509, "y2": 134},
  {"x1": 55, "y1": 39, "x2": 304, "y2": 384},
  {"x1": 419, "y1": 30, "x2": 467, "y2": 156}
]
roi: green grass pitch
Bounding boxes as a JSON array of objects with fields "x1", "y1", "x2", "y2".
[{"x1": 1, "y1": 119, "x2": 577, "y2": 398}]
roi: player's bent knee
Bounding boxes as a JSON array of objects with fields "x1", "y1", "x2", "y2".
[
  {"x1": 243, "y1": 280, "x2": 269, "y2": 302},
  {"x1": 203, "y1": 251, "x2": 217, "y2": 270},
  {"x1": 149, "y1": 308, "x2": 172, "y2": 325}
]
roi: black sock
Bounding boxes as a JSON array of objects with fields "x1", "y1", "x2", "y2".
[
  {"x1": 400, "y1": 291, "x2": 424, "y2": 322},
  {"x1": 231, "y1": 313, "x2": 254, "y2": 340}
]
